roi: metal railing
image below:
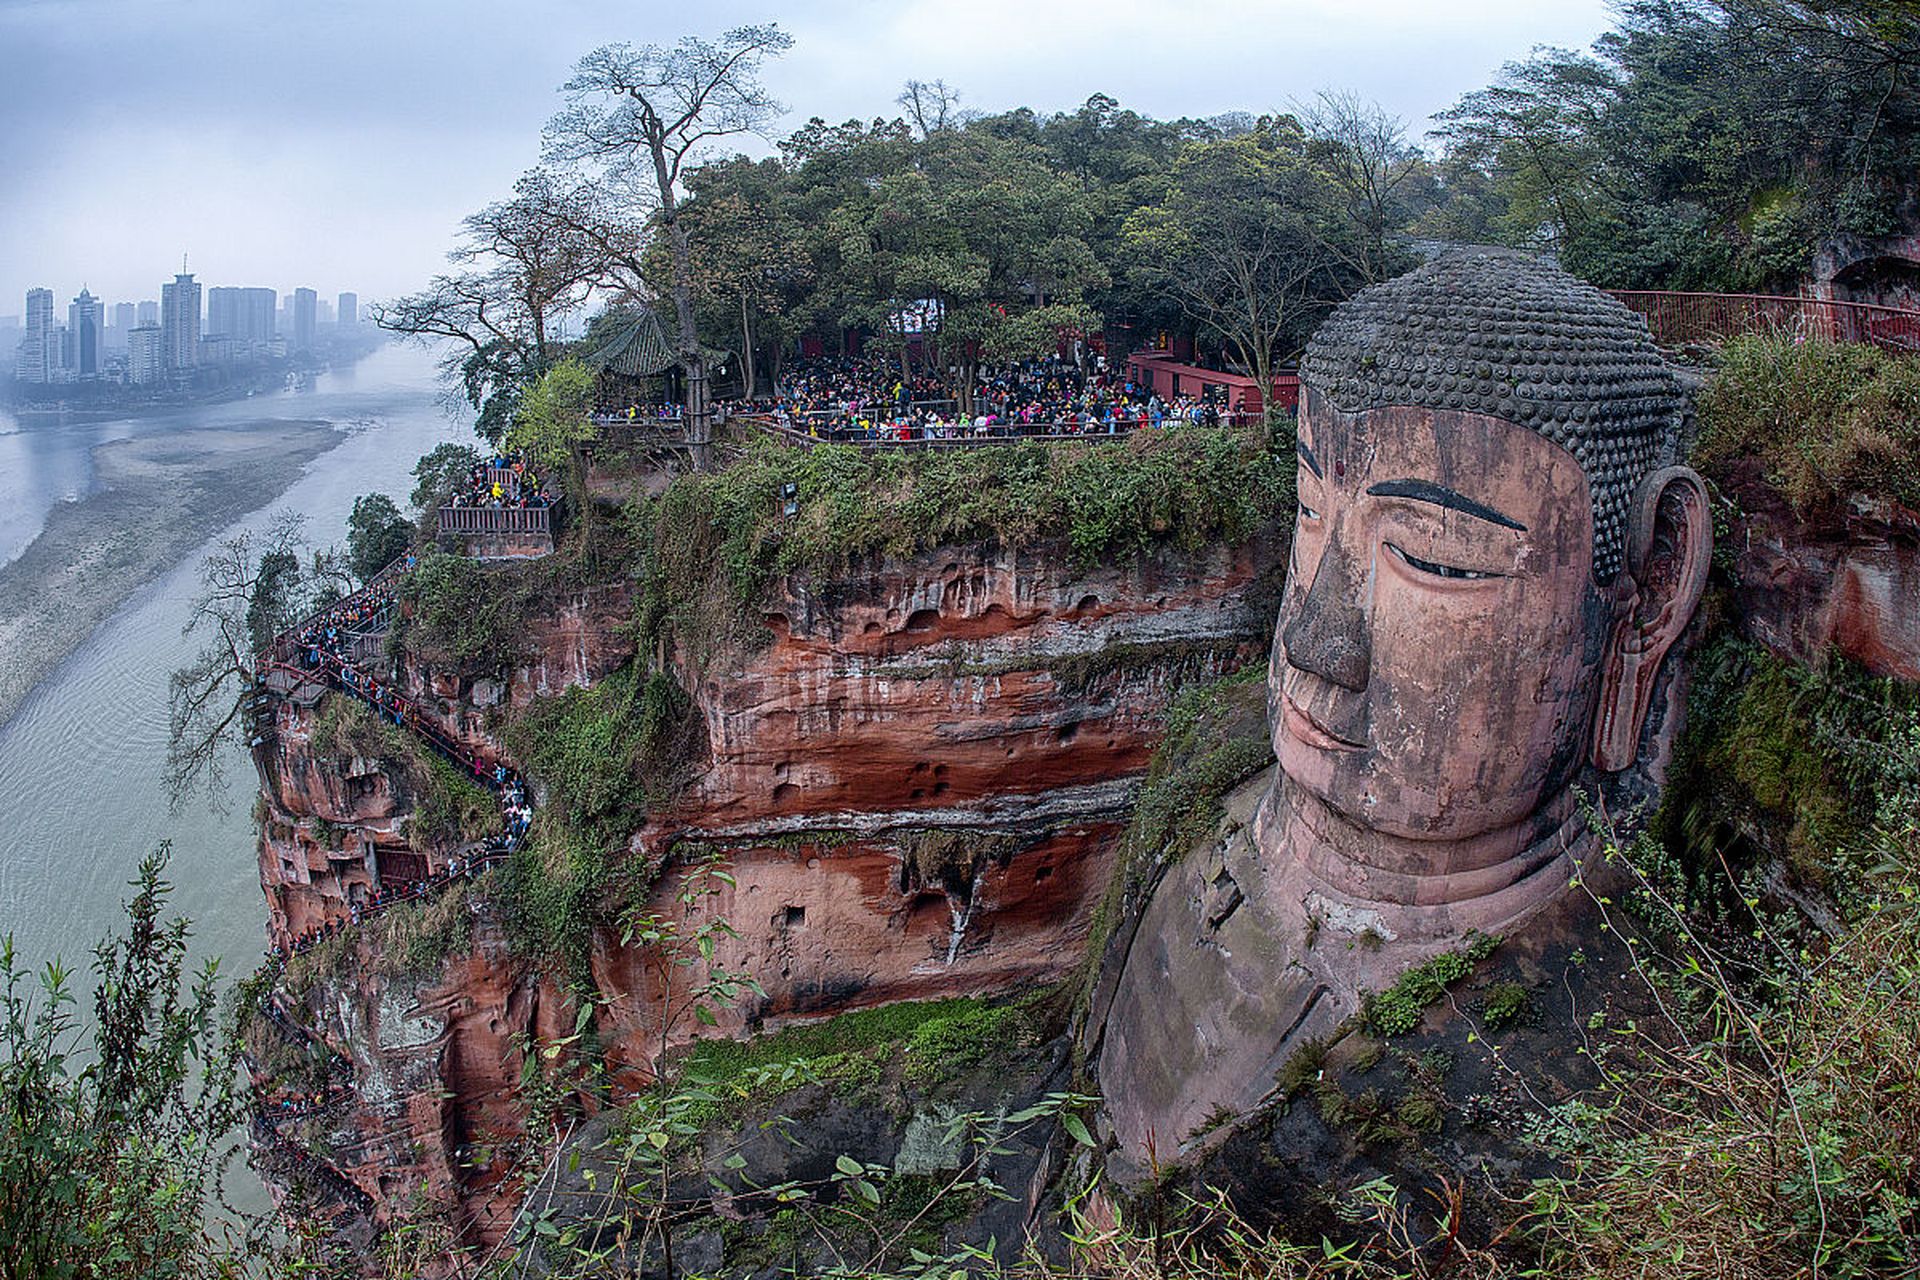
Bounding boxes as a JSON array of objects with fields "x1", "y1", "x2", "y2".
[{"x1": 1609, "y1": 290, "x2": 1920, "y2": 353}]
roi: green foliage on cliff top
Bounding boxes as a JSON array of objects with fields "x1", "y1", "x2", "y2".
[
  {"x1": 1697, "y1": 335, "x2": 1920, "y2": 516},
  {"x1": 390, "y1": 547, "x2": 531, "y2": 669},
  {"x1": 633, "y1": 424, "x2": 1290, "y2": 661}
]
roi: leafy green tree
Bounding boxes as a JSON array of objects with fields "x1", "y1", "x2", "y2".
[
  {"x1": 803, "y1": 124, "x2": 1106, "y2": 412},
  {"x1": 1122, "y1": 119, "x2": 1360, "y2": 395},
  {"x1": 377, "y1": 170, "x2": 607, "y2": 444},
  {"x1": 167, "y1": 511, "x2": 313, "y2": 806},
  {"x1": 672, "y1": 156, "x2": 815, "y2": 397},
  {"x1": 547, "y1": 25, "x2": 796, "y2": 470},
  {"x1": 0, "y1": 846, "x2": 251, "y2": 1279},
  {"x1": 508, "y1": 360, "x2": 599, "y2": 554},
  {"x1": 410, "y1": 443, "x2": 484, "y2": 511},
  {"x1": 1432, "y1": 1, "x2": 1920, "y2": 290},
  {"x1": 344, "y1": 493, "x2": 413, "y2": 582}
]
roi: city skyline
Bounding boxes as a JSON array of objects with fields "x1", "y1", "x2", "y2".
[
  {"x1": 0, "y1": 0, "x2": 1616, "y2": 311},
  {"x1": 8, "y1": 268, "x2": 363, "y2": 385}
]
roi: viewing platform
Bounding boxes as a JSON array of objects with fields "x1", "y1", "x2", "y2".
[{"x1": 436, "y1": 462, "x2": 556, "y2": 558}]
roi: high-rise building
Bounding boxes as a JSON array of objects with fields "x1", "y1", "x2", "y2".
[
  {"x1": 136, "y1": 300, "x2": 159, "y2": 328},
  {"x1": 67, "y1": 288, "x2": 101, "y2": 377},
  {"x1": 160, "y1": 272, "x2": 200, "y2": 369},
  {"x1": 337, "y1": 292, "x2": 358, "y2": 328},
  {"x1": 16, "y1": 289, "x2": 55, "y2": 383},
  {"x1": 127, "y1": 326, "x2": 166, "y2": 384},
  {"x1": 109, "y1": 302, "x2": 137, "y2": 351},
  {"x1": 291, "y1": 287, "x2": 317, "y2": 352},
  {"x1": 205, "y1": 286, "x2": 277, "y2": 346}
]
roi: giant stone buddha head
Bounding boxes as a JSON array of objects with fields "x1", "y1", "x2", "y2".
[
  {"x1": 1092, "y1": 249, "x2": 1711, "y2": 1173},
  {"x1": 1277, "y1": 248, "x2": 1709, "y2": 849}
]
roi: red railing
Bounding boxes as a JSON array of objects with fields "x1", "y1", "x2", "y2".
[
  {"x1": 733, "y1": 412, "x2": 1256, "y2": 451},
  {"x1": 1609, "y1": 290, "x2": 1920, "y2": 353}
]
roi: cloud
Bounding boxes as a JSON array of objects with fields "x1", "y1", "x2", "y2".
[{"x1": 0, "y1": 0, "x2": 1613, "y2": 315}]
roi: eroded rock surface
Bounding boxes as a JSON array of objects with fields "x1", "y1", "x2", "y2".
[{"x1": 251, "y1": 536, "x2": 1279, "y2": 1251}]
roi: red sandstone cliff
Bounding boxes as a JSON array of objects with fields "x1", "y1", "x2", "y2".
[
  {"x1": 1720, "y1": 460, "x2": 1920, "y2": 680},
  {"x1": 249, "y1": 534, "x2": 1280, "y2": 1251}
]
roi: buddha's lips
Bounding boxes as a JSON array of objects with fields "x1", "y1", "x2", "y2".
[{"x1": 1282, "y1": 688, "x2": 1365, "y2": 752}]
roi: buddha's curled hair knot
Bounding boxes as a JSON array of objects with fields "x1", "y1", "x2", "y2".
[{"x1": 1300, "y1": 247, "x2": 1685, "y2": 581}]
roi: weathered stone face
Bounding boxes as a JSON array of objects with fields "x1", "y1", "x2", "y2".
[
  {"x1": 1277, "y1": 391, "x2": 1603, "y2": 841},
  {"x1": 1093, "y1": 249, "x2": 1714, "y2": 1178}
]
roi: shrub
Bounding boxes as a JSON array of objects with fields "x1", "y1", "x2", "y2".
[
  {"x1": 307, "y1": 695, "x2": 493, "y2": 851},
  {"x1": 1361, "y1": 933, "x2": 1500, "y2": 1036},
  {"x1": 1523, "y1": 854, "x2": 1920, "y2": 1278},
  {"x1": 503, "y1": 664, "x2": 700, "y2": 841},
  {"x1": 1696, "y1": 334, "x2": 1920, "y2": 514},
  {"x1": 392, "y1": 547, "x2": 526, "y2": 669},
  {"x1": 1656, "y1": 635, "x2": 1920, "y2": 907}
]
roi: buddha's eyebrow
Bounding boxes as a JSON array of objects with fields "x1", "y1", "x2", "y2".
[
  {"x1": 1296, "y1": 439, "x2": 1323, "y2": 478},
  {"x1": 1365, "y1": 479, "x2": 1527, "y2": 532}
]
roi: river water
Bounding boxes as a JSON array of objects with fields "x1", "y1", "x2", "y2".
[{"x1": 0, "y1": 343, "x2": 466, "y2": 989}]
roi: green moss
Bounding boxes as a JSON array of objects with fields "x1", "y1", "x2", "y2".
[
  {"x1": 1696, "y1": 334, "x2": 1920, "y2": 515},
  {"x1": 896, "y1": 829, "x2": 1021, "y2": 894},
  {"x1": 1361, "y1": 932, "x2": 1500, "y2": 1037},
  {"x1": 307, "y1": 695, "x2": 493, "y2": 850},
  {"x1": 1481, "y1": 981, "x2": 1533, "y2": 1031},
  {"x1": 1078, "y1": 664, "x2": 1274, "y2": 1001},
  {"x1": 408, "y1": 749, "x2": 498, "y2": 850},
  {"x1": 1274, "y1": 1037, "x2": 1329, "y2": 1099},
  {"x1": 366, "y1": 879, "x2": 476, "y2": 978},
  {"x1": 1655, "y1": 634, "x2": 1920, "y2": 908},
  {"x1": 494, "y1": 819, "x2": 607, "y2": 984},
  {"x1": 1395, "y1": 1090, "x2": 1446, "y2": 1134},
  {"x1": 390, "y1": 547, "x2": 529, "y2": 669},
  {"x1": 503, "y1": 663, "x2": 698, "y2": 842},
  {"x1": 679, "y1": 994, "x2": 1046, "y2": 1101}
]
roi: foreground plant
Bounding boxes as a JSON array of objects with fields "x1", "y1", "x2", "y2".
[{"x1": 0, "y1": 846, "x2": 254, "y2": 1280}]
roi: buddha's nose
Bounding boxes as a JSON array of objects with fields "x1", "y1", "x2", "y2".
[{"x1": 1281, "y1": 533, "x2": 1371, "y2": 691}]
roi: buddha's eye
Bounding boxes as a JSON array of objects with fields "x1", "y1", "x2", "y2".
[
  {"x1": 1387, "y1": 542, "x2": 1498, "y2": 581},
  {"x1": 1298, "y1": 501, "x2": 1321, "y2": 523}
]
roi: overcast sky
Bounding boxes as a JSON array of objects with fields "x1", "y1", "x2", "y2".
[{"x1": 0, "y1": 0, "x2": 1616, "y2": 319}]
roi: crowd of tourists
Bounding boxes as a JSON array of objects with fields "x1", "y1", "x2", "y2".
[
  {"x1": 750, "y1": 355, "x2": 1234, "y2": 442},
  {"x1": 283, "y1": 564, "x2": 409, "y2": 672},
  {"x1": 263, "y1": 559, "x2": 536, "y2": 961},
  {"x1": 444, "y1": 452, "x2": 554, "y2": 510}
]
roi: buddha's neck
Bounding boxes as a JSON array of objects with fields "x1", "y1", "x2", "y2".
[{"x1": 1253, "y1": 774, "x2": 1595, "y2": 917}]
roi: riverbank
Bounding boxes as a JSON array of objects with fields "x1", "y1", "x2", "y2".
[{"x1": 0, "y1": 419, "x2": 344, "y2": 728}]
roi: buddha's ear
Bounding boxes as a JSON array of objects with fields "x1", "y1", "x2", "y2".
[{"x1": 1592, "y1": 465, "x2": 1712, "y2": 772}]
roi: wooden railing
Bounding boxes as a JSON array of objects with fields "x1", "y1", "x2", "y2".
[
  {"x1": 436, "y1": 505, "x2": 552, "y2": 536},
  {"x1": 1609, "y1": 290, "x2": 1920, "y2": 353}
]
